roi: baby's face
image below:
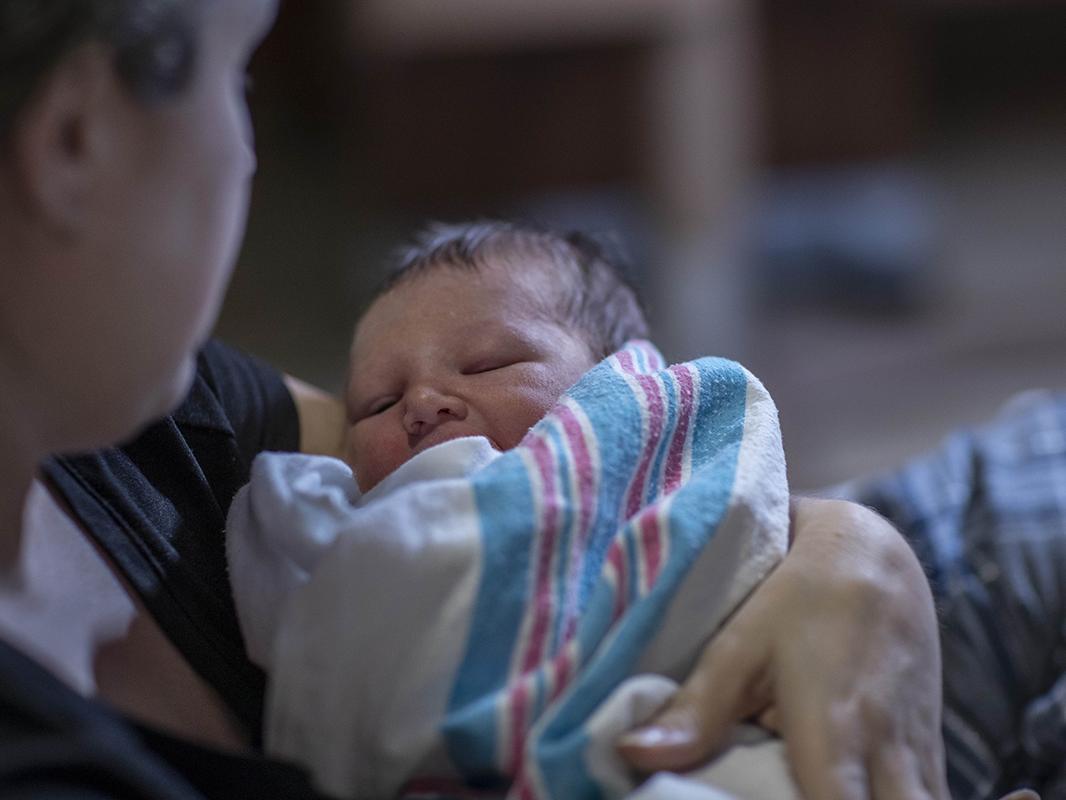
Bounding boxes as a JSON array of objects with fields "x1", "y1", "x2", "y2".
[{"x1": 344, "y1": 263, "x2": 595, "y2": 492}]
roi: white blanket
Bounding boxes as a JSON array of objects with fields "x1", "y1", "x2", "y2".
[{"x1": 228, "y1": 342, "x2": 795, "y2": 799}]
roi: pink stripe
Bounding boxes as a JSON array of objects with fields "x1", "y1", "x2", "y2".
[
  {"x1": 638, "y1": 508, "x2": 663, "y2": 589},
  {"x1": 617, "y1": 353, "x2": 666, "y2": 519},
  {"x1": 663, "y1": 366, "x2": 695, "y2": 492},
  {"x1": 625, "y1": 375, "x2": 665, "y2": 517},
  {"x1": 511, "y1": 773, "x2": 536, "y2": 800},
  {"x1": 607, "y1": 539, "x2": 627, "y2": 622},
  {"x1": 508, "y1": 679, "x2": 529, "y2": 774},
  {"x1": 521, "y1": 436, "x2": 560, "y2": 672},
  {"x1": 557, "y1": 405, "x2": 594, "y2": 543},
  {"x1": 556, "y1": 404, "x2": 595, "y2": 636},
  {"x1": 548, "y1": 645, "x2": 572, "y2": 703},
  {"x1": 507, "y1": 435, "x2": 560, "y2": 774}
]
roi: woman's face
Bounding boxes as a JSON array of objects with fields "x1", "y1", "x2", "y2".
[
  {"x1": 105, "y1": 0, "x2": 278, "y2": 424},
  {"x1": 16, "y1": 0, "x2": 278, "y2": 448}
]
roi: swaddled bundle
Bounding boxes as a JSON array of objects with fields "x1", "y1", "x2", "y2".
[{"x1": 227, "y1": 342, "x2": 791, "y2": 799}]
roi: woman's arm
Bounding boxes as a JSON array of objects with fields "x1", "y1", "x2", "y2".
[
  {"x1": 619, "y1": 497, "x2": 949, "y2": 800},
  {"x1": 283, "y1": 375, "x2": 346, "y2": 458}
]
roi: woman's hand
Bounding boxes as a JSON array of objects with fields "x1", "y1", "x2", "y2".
[{"x1": 617, "y1": 497, "x2": 949, "y2": 799}]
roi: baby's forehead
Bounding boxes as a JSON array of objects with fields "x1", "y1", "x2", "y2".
[
  {"x1": 367, "y1": 255, "x2": 570, "y2": 324},
  {"x1": 348, "y1": 261, "x2": 582, "y2": 370}
]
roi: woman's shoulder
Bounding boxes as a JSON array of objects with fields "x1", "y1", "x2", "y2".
[
  {"x1": 182, "y1": 340, "x2": 300, "y2": 456},
  {"x1": 38, "y1": 340, "x2": 302, "y2": 741}
]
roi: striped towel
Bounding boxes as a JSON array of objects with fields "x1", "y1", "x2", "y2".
[{"x1": 227, "y1": 341, "x2": 790, "y2": 799}]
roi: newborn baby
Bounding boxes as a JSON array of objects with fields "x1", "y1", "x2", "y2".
[
  {"x1": 343, "y1": 222, "x2": 644, "y2": 492},
  {"x1": 227, "y1": 221, "x2": 793, "y2": 800}
]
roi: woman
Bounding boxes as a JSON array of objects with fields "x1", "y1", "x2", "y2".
[{"x1": 0, "y1": 1, "x2": 946, "y2": 797}]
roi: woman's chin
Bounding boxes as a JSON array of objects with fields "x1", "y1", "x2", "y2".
[
  {"x1": 107, "y1": 355, "x2": 198, "y2": 448},
  {"x1": 155, "y1": 354, "x2": 198, "y2": 417}
]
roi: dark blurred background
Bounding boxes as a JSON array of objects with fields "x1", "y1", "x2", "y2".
[{"x1": 214, "y1": 0, "x2": 1066, "y2": 490}]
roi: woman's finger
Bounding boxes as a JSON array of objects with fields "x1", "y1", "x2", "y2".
[
  {"x1": 867, "y1": 740, "x2": 943, "y2": 800},
  {"x1": 771, "y1": 672, "x2": 869, "y2": 800},
  {"x1": 619, "y1": 497, "x2": 950, "y2": 800},
  {"x1": 616, "y1": 626, "x2": 768, "y2": 772}
]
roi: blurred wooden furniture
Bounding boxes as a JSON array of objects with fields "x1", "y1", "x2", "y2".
[{"x1": 349, "y1": 0, "x2": 759, "y2": 358}]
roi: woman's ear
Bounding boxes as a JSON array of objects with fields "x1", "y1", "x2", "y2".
[{"x1": 9, "y1": 41, "x2": 117, "y2": 238}]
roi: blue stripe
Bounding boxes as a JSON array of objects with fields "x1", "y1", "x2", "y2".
[
  {"x1": 570, "y1": 363, "x2": 646, "y2": 612},
  {"x1": 443, "y1": 452, "x2": 537, "y2": 773}
]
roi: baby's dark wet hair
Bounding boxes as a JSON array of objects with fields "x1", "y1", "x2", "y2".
[
  {"x1": 378, "y1": 220, "x2": 649, "y2": 360},
  {"x1": 0, "y1": 0, "x2": 200, "y2": 144}
]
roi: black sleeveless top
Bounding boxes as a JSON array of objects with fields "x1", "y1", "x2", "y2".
[{"x1": 0, "y1": 341, "x2": 327, "y2": 798}]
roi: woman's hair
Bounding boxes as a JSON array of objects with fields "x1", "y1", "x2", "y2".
[
  {"x1": 378, "y1": 220, "x2": 650, "y2": 360},
  {"x1": 0, "y1": 0, "x2": 200, "y2": 143}
]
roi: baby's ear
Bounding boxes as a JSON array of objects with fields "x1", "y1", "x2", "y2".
[
  {"x1": 9, "y1": 42, "x2": 116, "y2": 237},
  {"x1": 997, "y1": 790, "x2": 1040, "y2": 800}
]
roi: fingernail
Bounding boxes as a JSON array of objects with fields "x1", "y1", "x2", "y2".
[{"x1": 618, "y1": 725, "x2": 695, "y2": 749}]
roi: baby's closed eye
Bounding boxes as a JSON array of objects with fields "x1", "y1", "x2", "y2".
[
  {"x1": 368, "y1": 397, "x2": 399, "y2": 415},
  {"x1": 461, "y1": 341, "x2": 542, "y2": 375},
  {"x1": 349, "y1": 395, "x2": 398, "y2": 421},
  {"x1": 461, "y1": 358, "x2": 523, "y2": 375}
]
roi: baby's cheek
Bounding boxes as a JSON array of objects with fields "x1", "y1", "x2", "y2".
[
  {"x1": 349, "y1": 425, "x2": 396, "y2": 492},
  {"x1": 343, "y1": 426, "x2": 360, "y2": 471},
  {"x1": 504, "y1": 389, "x2": 564, "y2": 446}
]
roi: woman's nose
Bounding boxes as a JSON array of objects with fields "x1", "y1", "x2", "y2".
[{"x1": 402, "y1": 387, "x2": 467, "y2": 436}]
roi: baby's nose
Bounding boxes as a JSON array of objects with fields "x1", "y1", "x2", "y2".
[{"x1": 403, "y1": 388, "x2": 467, "y2": 435}]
